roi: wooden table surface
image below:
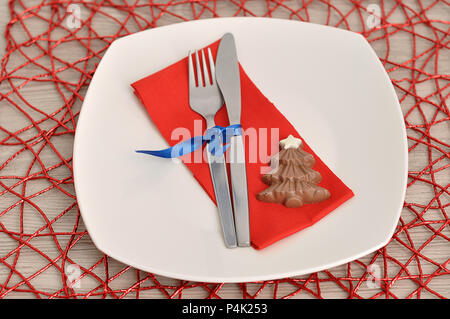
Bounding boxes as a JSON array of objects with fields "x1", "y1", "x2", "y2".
[{"x1": 0, "y1": 1, "x2": 448, "y2": 299}]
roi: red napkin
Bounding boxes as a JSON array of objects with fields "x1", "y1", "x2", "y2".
[{"x1": 132, "y1": 40, "x2": 354, "y2": 249}]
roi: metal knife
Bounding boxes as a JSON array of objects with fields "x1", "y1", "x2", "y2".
[{"x1": 215, "y1": 33, "x2": 250, "y2": 247}]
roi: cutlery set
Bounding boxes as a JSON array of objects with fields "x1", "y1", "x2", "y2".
[{"x1": 188, "y1": 33, "x2": 250, "y2": 248}]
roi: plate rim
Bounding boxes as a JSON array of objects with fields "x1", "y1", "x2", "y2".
[{"x1": 73, "y1": 17, "x2": 408, "y2": 283}]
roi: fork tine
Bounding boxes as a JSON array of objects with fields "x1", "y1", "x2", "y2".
[
  {"x1": 207, "y1": 48, "x2": 216, "y2": 85},
  {"x1": 201, "y1": 49, "x2": 210, "y2": 86},
  {"x1": 195, "y1": 50, "x2": 203, "y2": 87},
  {"x1": 188, "y1": 51, "x2": 195, "y2": 88}
]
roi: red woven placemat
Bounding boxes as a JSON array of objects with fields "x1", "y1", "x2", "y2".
[{"x1": 0, "y1": 0, "x2": 448, "y2": 299}]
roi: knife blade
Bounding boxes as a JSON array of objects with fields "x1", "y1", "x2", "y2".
[{"x1": 215, "y1": 33, "x2": 250, "y2": 247}]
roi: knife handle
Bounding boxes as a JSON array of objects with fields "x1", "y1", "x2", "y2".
[
  {"x1": 229, "y1": 134, "x2": 251, "y2": 247},
  {"x1": 206, "y1": 143, "x2": 237, "y2": 249}
]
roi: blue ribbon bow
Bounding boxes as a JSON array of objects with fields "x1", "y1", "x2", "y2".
[{"x1": 136, "y1": 124, "x2": 242, "y2": 158}]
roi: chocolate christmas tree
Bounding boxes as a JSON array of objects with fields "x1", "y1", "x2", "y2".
[{"x1": 257, "y1": 135, "x2": 330, "y2": 208}]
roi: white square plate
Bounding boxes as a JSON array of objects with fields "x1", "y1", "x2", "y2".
[{"x1": 73, "y1": 18, "x2": 407, "y2": 283}]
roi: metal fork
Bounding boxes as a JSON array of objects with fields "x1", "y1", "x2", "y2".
[{"x1": 188, "y1": 48, "x2": 237, "y2": 248}]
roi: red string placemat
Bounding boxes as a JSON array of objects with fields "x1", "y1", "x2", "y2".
[{"x1": 0, "y1": 0, "x2": 448, "y2": 299}]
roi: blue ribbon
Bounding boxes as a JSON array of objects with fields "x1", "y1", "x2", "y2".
[{"x1": 136, "y1": 124, "x2": 242, "y2": 158}]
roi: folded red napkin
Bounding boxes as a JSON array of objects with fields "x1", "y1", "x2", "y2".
[{"x1": 132, "y1": 40, "x2": 354, "y2": 249}]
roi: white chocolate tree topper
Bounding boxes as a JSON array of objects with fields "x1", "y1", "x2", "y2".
[{"x1": 279, "y1": 135, "x2": 302, "y2": 149}]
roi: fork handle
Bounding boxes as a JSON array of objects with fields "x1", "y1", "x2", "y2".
[{"x1": 206, "y1": 144, "x2": 237, "y2": 248}]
